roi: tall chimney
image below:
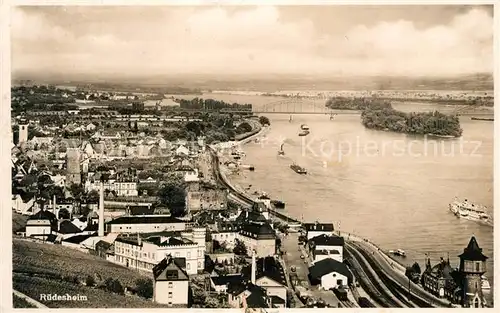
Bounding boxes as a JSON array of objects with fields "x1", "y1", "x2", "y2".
[
  {"x1": 53, "y1": 194, "x2": 57, "y2": 215},
  {"x1": 98, "y1": 181, "x2": 105, "y2": 237},
  {"x1": 251, "y1": 250, "x2": 256, "y2": 284}
]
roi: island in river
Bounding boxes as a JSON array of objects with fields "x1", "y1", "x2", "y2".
[{"x1": 326, "y1": 97, "x2": 463, "y2": 137}]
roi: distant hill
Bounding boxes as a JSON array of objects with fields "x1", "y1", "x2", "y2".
[{"x1": 12, "y1": 72, "x2": 493, "y2": 92}]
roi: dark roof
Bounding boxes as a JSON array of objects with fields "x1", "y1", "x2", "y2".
[
  {"x1": 309, "y1": 258, "x2": 353, "y2": 282},
  {"x1": 30, "y1": 210, "x2": 57, "y2": 221},
  {"x1": 144, "y1": 236, "x2": 194, "y2": 247},
  {"x1": 459, "y1": 236, "x2": 488, "y2": 261},
  {"x1": 240, "y1": 223, "x2": 276, "y2": 240},
  {"x1": 304, "y1": 222, "x2": 334, "y2": 232},
  {"x1": 428, "y1": 260, "x2": 454, "y2": 280},
  {"x1": 128, "y1": 206, "x2": 155, "y2": 216},
  {"x1": 309, "y1": 234, "x2": 345, "y2": 247},
  {"x1": 211, "y1": 274, "x2": 243, "y2": 286},
  {"x1": 315, "y1": 249, "x2": 340, "y2": 255},
  {"x1": 63, "y1": 234, "x2": 96, "y2": 244},
  {"x1": 84, "y1": 223, "x2": 99, "y2": 231},
  {"x1": 227, "y1": 280, "x2": 248, "y2": 296},
  {"x1": 106, "y1": 215, "x2": 183, "y2": 225},
  {"x1": 95, "y1": 240, "x2": 112, "y2": 251},
  {"x1": 245, "y1": 284, "x2": 270, "y2": 308},
  {"x1": 153, "y1": 256, "x2": 189, "y2": 281},
  {"x1": 242, "y1": 257, "x2": 286, "y2": 287},
  {"x1": 58, "y1": 220, "x2": 83, "y2": 234},
  {"x1": 270, "y1": 295, "x2": 286, "y2": 305},
  {"x1": 236, "y1": 210, "x2": 267, "y2": 224}
]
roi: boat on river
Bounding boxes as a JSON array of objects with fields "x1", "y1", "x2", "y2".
[
  {"x1": 298, "y1": 130, "x2": 310, "y2": 136},
  {"x1": 300, "y1": 124, "x2": 310, "y2": 130},
  {"x1": 389, "y1": 249, "x2": 406, "y2": 257},
  {"x1": 290, "y1": 163, "x2": 307, "y2": 174},
  {"x1": 449, "y1": 198, "x2": 492, "y2": 226},
  {"x1": 271, "y1": 200, "x2": 286, "y2": 209}
]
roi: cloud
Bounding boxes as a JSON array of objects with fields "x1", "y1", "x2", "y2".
[{"x1": 11, "y1": 6, "x2": 493, "y2": 78}]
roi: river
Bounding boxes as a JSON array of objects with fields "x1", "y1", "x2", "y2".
[{"x1": 172, "y1": 92, "x2": 494, "y2": 303}]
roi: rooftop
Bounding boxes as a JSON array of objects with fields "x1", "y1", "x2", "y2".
[
  {"x1": 106, "y1": 215, "x2": 184, "y2": 225},
  {"x1": 459, "y1": 236, "x2": 488, "y2": 261}
]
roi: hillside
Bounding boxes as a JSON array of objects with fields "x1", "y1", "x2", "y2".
[{"x1": 12, "y1": 239, "x2": 168, "y2": 308}]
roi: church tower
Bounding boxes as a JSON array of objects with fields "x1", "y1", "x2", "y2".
[
  {"x1": 458, "y1": 236, "x2": 488, "y2": 308},
  {"x1": 18, "y1": 119, "x2": 29, "y2": 145}
]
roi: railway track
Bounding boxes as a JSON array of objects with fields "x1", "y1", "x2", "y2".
[
  {"x1": 344, "y1": 243, "x2": 403, "y2": 307},
  {"x1": 339, "y1": 300, "x2": 357, "y2": 308},
  {"x1": 351, "y1": 242, "x2": 435, "y2": 308}
]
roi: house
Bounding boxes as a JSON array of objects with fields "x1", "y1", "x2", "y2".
[
  {"x1": 239, "y1": 222, "x2": 276, "y2": 257},
  {"x1": 211, "y1": 223, "x2": 240, "y2": 249},
  {"x1": 421, "y1": 236, "x2": 489, "y2": 307},
  {"x1": 105, "y1": 216, "x2": 186, "y2": 234},
  {"x1": 126, "y1": 205, "x2": 155, "y2": 216},
  {"x1": 30, "y1": 136, "x2": 54, "y2": 147},
  {"x1": 175, "y1": 145, "x2": 190, "y2": 157},
  {"x1": 211, "y1": 274, "x2": 243, "y2": 294},
  {"x1": 304, "y1": 222, "x2": 334, "y2": 240},
  {"x1": 152, "y1": 256, "x2": 190, "y2": 307},
  {"x1": 26, "y1": 219, "x2": 52, "y2": 239},
  {"x1": 243, "y1": 256, "x2": 287, "y2": 307},
  {"x1": 308, "y1": 258, "x2": 353, "y2": 290},
  {"x1": 94, "y1": 240, "x2": 113, "y2": 259},
  {"x1": 12, "y1": 194, "x2": 35, "y2": 215},
  {"x1": 308, "y1": 234, "x2": 345, "y2": 263},
  {"x1": 113, "y1": 228, "x2": 206, "y2": 275},
  {"x1": 227, "y1": 282, "x2": 270, "y2": 309},
  {"x1": 86, "y1": 123, "x2": 96, "y2": 131}
]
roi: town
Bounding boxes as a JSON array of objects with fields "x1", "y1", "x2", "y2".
[{"x1": 11, "y1": 84, "x2": 490, "y2": 309}]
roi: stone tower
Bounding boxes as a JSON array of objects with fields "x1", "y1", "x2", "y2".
[
  {"x1": 458, "y1": 236, "x2": 488, "y2": 308},
  {"x1": 18, "y1": 120, "x2": 28, "y2": 145},
  {"x1": 66, "y1": 148, "x2": 81, "y2": 186}
]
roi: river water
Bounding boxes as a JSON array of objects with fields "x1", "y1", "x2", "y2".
[{"x1": 173, "y1": 93, "x2": 495, "y2": 302}]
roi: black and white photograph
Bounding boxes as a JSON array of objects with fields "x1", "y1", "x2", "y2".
[{"x1": 3, "y1": 1, "x2": 497, "y2": 310}]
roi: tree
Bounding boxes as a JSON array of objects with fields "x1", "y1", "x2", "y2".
[
  {"x1": 258, "y1": 116, "x2": 270, "y2": 126},
  {"x1": 135, "y1": 278, "x2": 153, "y2": 299},
  {"x1": 109, "y1": 279, "x2": 124, "y2": 295},
  {"x1": 85, "y1": 275, "x2": 96, "y2": 287},
  {"x1": 86, "y1": 190, "x2": 100, "y2": 204},
  {"x1": 158, "y1": 183, "x2": 187, "y2": 217},
  {"x1": 233, "y1": 239, "x2": 247, "y2": 256}
]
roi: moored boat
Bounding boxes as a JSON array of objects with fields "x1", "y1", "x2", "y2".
[{"x1": 298, "y1": 130, "x2": 310, "y2": 136}]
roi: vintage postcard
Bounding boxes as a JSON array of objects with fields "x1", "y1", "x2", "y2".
[{"x1": 3, "y1": 0, "x2": 496, "y2": 310}]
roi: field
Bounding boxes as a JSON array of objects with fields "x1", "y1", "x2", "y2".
[
  {"x1": 13, "y1": 239, "x2": 151, "y2": 287},
  {"x1": 12, "y1": 239, "x2": 170, "y2": 308},
  {"x1": 13, "y1": 274, "x2": 168, "y2": 308},
  {"x1": 13, "y1": 293, "x2": 37, "y2": 308}
]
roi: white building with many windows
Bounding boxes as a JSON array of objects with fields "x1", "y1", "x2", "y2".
[{"x1": 113, "y1": 228, "x2": 206, "y2": 275}]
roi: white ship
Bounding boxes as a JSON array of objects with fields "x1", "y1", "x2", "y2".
[{"x1": 449, "y1": 198, "x2": 492, "y2": 226}]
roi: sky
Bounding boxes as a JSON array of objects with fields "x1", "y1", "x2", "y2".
[{"x1": 11, "y1": 5, "x2": 494, "y2": 80}]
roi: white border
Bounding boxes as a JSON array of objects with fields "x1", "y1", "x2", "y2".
[{"x1": 0, "y1": 1, "x2": 497, "y2": 312}]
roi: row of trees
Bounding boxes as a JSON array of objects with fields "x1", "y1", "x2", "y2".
[{"x1": 178, "y1": 98, "x2": 252, "y2": 111}]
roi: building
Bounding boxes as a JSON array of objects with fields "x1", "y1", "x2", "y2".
[
  {"x1": 421, "y1": 236, "x2": 489, "y2": 308},
  {"x1": 308, "y1": 258, "x2": 353, "y2": 290},
  {"x1": 12, "y1": 194, "x2": 35, "y2": 215},
  {"x1": 458, "y1": 236, "x2": 488, "y2": 308},
  {"x1": 239, "y1": 222, "x2": 276, "y2": 257},
  {"x1": 245, "y1": 255, "x2": 287, "y2": 307},
  {"x1": 113, "y1": 228, "x2": 206, "y2": 275},
  {"x1": 25, "y1": 219, "x2": 52, "y2": 239},
  {"x1": 66, "y1": 148, "x2": 81, "y2": 186},
  {"x1": 304, "y1": 222, "x2": 334, "y2": 240},
  {"x1": 85, "y1": 175, "x2": 138, "y2": 197},
  {"x1": 308, "y1": 234, "x2": 344, "y2": 263},
  {"x1": 152, "y1": 256, "x2": 189, "y2": 307},
  {"x1": 18, "y1": 120, "x2": 28, "y2": 145},
  {"x1": 421, "y1": 257, "x2": 455, "y2": 299},
  {"x1": 185, "y1": 182, "x2": 228, "y2": 212},
  {"x1": 105, "y1": 216, "x2": 186, "y2": 234}
]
